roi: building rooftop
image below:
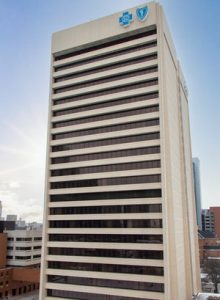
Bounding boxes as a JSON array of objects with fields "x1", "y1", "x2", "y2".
[{"x1": 199, "y1": 230, "x2": 216, "y2": 239}]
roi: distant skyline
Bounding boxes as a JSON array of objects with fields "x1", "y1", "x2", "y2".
[{"x1": 0, "y1": 0, "x2": 219, "y2": 221}]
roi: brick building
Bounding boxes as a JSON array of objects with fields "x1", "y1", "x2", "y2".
[
  {"x1": 198, "y1": 230, "x2": 220, "y2": 266},
  {"x1": 210, "y1": 207, "x2": 220, "y2": 239},
  {"x1": 0, "y1": 224, "x2": 40, "y2": 299}
]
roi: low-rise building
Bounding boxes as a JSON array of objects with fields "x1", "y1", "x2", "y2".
[
  {"x1": 0, "y1": 221, "x2": 41, "y2": 299},
  {"x1": 210, "y1": 207, "x2": 220, "y2": 239},
  {"x1": 202, "y1": 209, "x2": 215, "y2": 234},
  {"x1": 6, "y1": 215, "x2": 17, "y2": 222},
  {"x1": 6, "y1": 230, "x2": 42, "y2": 267},
  {"x1": 202, "y1": 207, "x2": 220, "y2": 239},
  {"x1": 0, "y1": 267, "x2": 39, "y2": 299},
  {"x1": 0, "y1": 233, "x2": 7, "y2": 269},
  {"x1": 199, "y1": 234, "x2": 220, "y2": 265}
]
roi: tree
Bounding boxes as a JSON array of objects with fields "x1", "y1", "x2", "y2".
[{"x1": 203, "y1": 258, "x2": 220, "y2": 293}]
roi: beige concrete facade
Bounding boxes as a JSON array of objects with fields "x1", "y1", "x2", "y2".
[{"x1": 40, "y1": 2, "x2": 200, "y2": 299}]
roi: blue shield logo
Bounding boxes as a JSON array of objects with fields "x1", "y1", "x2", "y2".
[
  {"x1": 119, "y1": 11, "x2": 133, "y2": 27},
  {"x1": 136, "y1": 6, "x2": 149, "y2": 21}
]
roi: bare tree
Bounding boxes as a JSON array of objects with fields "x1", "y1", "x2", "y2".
[{"x1": 203, "y1": 258, "x2": 220, "y2": 293}]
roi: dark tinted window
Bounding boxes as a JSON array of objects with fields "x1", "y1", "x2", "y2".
[
  {"x1": 49, "y1": 233, "x2": 163, "y2": 244},
  {"x1": 50, "y1": 203, "x2": 162, "y2": 215},
  {"x1": 52, "y1": 133, "x2": 160, "y2": 154},
  {"x1": 48, "y1": 261, "x2": 163, "y2": 276},
  {"x1": 48, "y1": 247, "x2": 163, "y2": 259},
  {"x1": 55, "y1": 56, "x2": 157, "y2": 82},
  {"x1": 53, "y1": 80, "x2": 158, "y2": 105},
  {"x1": 50, "y1": 189, "x2": 162, "y2": 202},
  {"x1": 54, "y1": 67, "x2": 157, "y2": 94},
  {"x1": 53, "y1": 92, "x2": 158, "y2": 120},
  {"x1": 49, "y1": 219, "x2": 162, "y2": 229},
  {"x1": 47, "y1": 275, "x2": 164, "y2": 293},
  {"x1": 50, "y1": 174, "x2": 161, "y2": 189},
  {"x1": 47, "y1": 289, "x2": 158, "y2": 300},
  {"x1": 51, "y1": 160, "x2": 160, "y2": 176}
]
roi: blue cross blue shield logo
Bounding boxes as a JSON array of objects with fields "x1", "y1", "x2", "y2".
[
  {"x1": 136, "y1": 6, "x2": 149, "y2": 21},
  {"x1": 119, "y1": 11, "x2": 133, "y2": 27}
]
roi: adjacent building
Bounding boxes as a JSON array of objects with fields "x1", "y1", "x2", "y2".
[
  {"x1": 6, "y1": 229, "x2": 42, "y2": 267},
  {"x1": 193, "y1": 158, "x2": 202, "y2": 229},
  {"x1": 0, "y1": 233, "x2": 7, "y2": 269},
  {"x1": 202, "y1": 207, "x2": 220, "y2": 238},
  {"x1": 202, "y1": 209, "x2": 215, "y2": 234},
  {"x1": 209, "y1": 207, "x2": 220, "y2": 239},
  {"x1": 0, "y1": 222, "x2": 41, "y2": 298},
  {"x1": 40, "y1": 2, "x2": 201, "y2": 300},
  {"x1": 199, "y1": 231, "x2": 220, "y2": 265},
  {"x1": 6, "y1": 215, "x2": 17, "y2": 222}
]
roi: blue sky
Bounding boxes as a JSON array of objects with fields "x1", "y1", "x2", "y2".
[{"x1": 0, "y1": 0, "x2": 219, "y2": 221}]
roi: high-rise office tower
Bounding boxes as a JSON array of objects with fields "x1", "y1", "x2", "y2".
[
  {"x1": 40, "y1": 2, "x2": 201, "y2": 299},
  {"x1": 192, "y1": 158, "x2": 202, "y2": 229}
]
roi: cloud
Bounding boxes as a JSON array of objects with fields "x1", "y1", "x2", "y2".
[
  {"x1": 0, "y1": 181, "x2": 43, "y2": 222},
  {"x1": 0, "y1": 181, "x2": 20, "y2": 190},
  {"x1": 0, "y1": 116, "x2": 46, "y2": 223},
  {"x1": 21, "y1": 204, "x2": 43, "y2": 220},
  {"x1": 0, "y1": 188, "x2": 19, "y2": 216},
  {"x1": 8, "y1": 181, "x2": 20, "y2": 189}
]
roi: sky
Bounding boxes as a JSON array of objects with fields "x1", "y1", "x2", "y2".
[{"x1": 0, "y1": 0, "x2": 219, "y2": 222}]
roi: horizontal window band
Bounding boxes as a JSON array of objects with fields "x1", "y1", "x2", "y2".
[
  {"x1": 54, "y1": 28, "x2": 157, "y2": 62},
  {"x1": 52, "y1": 92, "x2": 158, "y2": 120},
  {"x1": 14, "y1": 256, "x2": 31, "y2": 260},
  {"x1": 51, "y1": 133, "x2": 160, "y2": 154},
  {"x1": 54, "y1": 52, "x2": 157, "y2": 81},
  {"x1": 52, "y1": 118, "x2": 159, "y2": 140},
  {"x1": 53, "y1": 79, "x2": 158, "y2": 106},
  {"x1": 52, "y1": 146, "x2": 160, "y2": 162},
  {"x1": 53, "y1": 66, "x2": 157, "y2": 94},
  {"x1": 48, "y1": 233, "x2": 163, "y2": 244},
  {"x1": 50, "y1": 189, "x2": 162, "y2": 203},
  {"x1": 15, "y1": 247, "x2": 32, "y2": 250},
  {"x1": 47, "y1": 274, "x2": 164, "y2": 293},
  {"x1": 53, "y1": 108, "x2": 159, "y2": 131},
  {"x1": 48, "y1": 247, "x2": 163, "y2": 260},
  {"x1": 203, "y1": 246, "x2": 220, "y2": 250},
  {"x1": 49, "y1": 219, "x2": 162, "y2": 229},
  {"x1": 47, "y1": 288, "x2": 160, "y2": 300},
  {"x1": 49, "y1": 203, "x2": 162, "y2": 215},
  {"x1": 50, "y1": 174, "x2": 161, "y2": 190},
  {"x1": 47, "y1": 260, "x2": 163, "y2": 276},
  {"x1": 51, "y1": 160, "x2": 160, "y2": 177}
]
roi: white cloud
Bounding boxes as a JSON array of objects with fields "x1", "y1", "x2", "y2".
[
  {"x1": 0, "y1": 181, "x2": 43, "y2": 222},
  {"x1": 0, "y1": 113, "x2": 46, "y2": 223},
  {"x1": 0, "y1": 181, "x2": 20, "y2": 190},
  {"x1": 8, "y1": 181, "x2": 20, "y2": 189}
]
